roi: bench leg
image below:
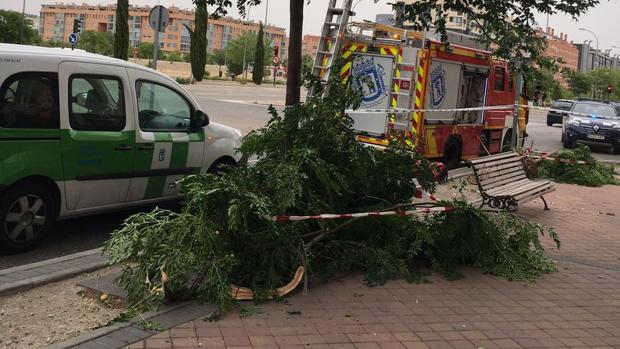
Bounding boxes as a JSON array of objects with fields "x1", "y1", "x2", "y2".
[{"x1": 541, "y1": 196, "x2": 550, "y2": 211}]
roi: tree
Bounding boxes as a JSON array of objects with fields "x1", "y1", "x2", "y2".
[
  {"x1": 185, "y1": 0, "x2": 209, "y2": 81},
  {"x1": 209, "y1": 49, "x2": 227, "y2": 77},
  {"x1": 563, "y1": 69, "x2": 591, "y2": 98},
  {"x1": 286, "y1": 0, "x2": 304, "y2": 105},
  {"x1": 252, "y1": 22, "x2": 265, "y2": 84},
  {"x1": 113, "y1": 0, "x2": 129, "y2": 60},
  {"x1": 225, "y1": 31, "x2": 272, "y2": 77},
  {"x1": 0, "y1": 9, "x2": 39, "y2": 45},
  {"x1": 77, "y1": 30, "x2": 114, "y2": 56},
  {"x1": 399, "y1": 0, "x2": 599, "y2": 71},
  {"x1": 301, "y1": 54, "x2": 314, "y2": 76}
]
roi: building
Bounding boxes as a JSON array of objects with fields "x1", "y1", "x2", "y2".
[
  {"x1": 301, "y1": 34, "x2": 320, "y2": 58},
  {"x1": 575, "y1": 43, "x2": 616, "y2": 72},
  {"x1": 536, "y1": 27, "x2": 579, "y2": 86},
  {"x1": 39, "y1": 3, "x2": 287, "y2": 56},
  {"x1": 395, "y1": 0, "x2": 483, "y2": 35}
]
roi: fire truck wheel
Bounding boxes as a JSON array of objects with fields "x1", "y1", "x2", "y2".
[
  {"x1": 502, "y1": 130, "x2": 512, "y2": 152},
  {"x1": 443, "y1": 138, "x2": 462, "y2": 170}
]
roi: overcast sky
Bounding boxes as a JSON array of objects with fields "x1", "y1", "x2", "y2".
[{"x1": 3, "y1": 0, "x2": 619, "y2": 52}]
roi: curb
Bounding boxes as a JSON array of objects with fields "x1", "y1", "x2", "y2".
[
  {"x1": 0, "y1": 248, "x2": 107, "y2": 295},
  {"x1": 46, "y1": 301, "x2": 214, "y2": 349}
]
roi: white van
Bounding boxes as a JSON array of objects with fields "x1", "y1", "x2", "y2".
[{"x1": 0, "y1": 44, "x2": 244, "y2": 252}]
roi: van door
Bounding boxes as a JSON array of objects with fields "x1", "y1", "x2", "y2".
[
  {"x1": 58, "y1": 62, "x2": 134, "y2": 210},
  {"x1": 125, "y1": 68, "x2": 204, "y2": 202}
]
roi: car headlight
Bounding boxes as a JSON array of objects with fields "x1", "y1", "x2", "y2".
[
  {"x1": 566, "y1": 119, "x2": 581, "y2": 127},
  {"x1": 612, "y1": 124, "x2": 620, "y2": 130}
]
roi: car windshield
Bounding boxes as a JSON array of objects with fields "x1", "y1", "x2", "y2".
[
  {"x1": 551, "y1": 100, "x2": 573, "y2": 110},
  {"x1": 572, "y1": 103, "x2": 618, "y2": 119}
]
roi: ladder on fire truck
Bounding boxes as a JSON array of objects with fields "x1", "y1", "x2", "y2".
[{"x1": 306, "y1": 0, "x2": 354, "y2": 101}]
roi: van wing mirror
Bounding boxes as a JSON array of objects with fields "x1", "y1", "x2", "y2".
[
  {"x1": 190, "y1": 110, "x2": 209, "y2": 131},
  {"x1": 74, "y1": 92, "x2": 88, "y2": 108}
]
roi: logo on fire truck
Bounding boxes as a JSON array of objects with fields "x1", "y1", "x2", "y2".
[
  {"x1": 429, "y1": 65, "x2": 447, "y2": 108},
  {"x1": 352, "y1": 56, "x2": 388, "y2": 107}
]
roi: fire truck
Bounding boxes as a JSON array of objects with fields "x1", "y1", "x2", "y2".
[{"x1": 310, "y1": 1, "x2": 529, "y2": 169}]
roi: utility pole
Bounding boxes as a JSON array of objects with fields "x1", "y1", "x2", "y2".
[
  {"x1": 20, "y1": 0, "x2": 26, "y2": 44},
  {"x1": 242, "y1": 6, "x2": 252, "y2": 80},
  {"x1": 264, "y1": 0, "x2": 269, "y2": 24}
]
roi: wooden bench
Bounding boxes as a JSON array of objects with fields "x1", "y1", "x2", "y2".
[{"x1": 469, "y1": 152, "x2": 555, "y2": 211}]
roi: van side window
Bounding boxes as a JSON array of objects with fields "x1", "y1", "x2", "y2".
[
  {"x1": 69, "y1": 75, "x2": 125, "y2": 131},
  {"x1": 0, "y1": 72, "x2": 60, "y2": 129},
  {"x1": 136, "y1": 81, "x2": 191, "y2": 131},
  {"x1": 494, "y1": 67, "x2": 505, "y2": 92}
]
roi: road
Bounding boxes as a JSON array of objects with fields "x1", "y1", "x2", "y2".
[{"x1": 1, "y1": 81, "x2": 617, "y2": 268}]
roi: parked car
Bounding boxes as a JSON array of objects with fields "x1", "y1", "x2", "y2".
[
  {"x1": 0, "y1": 44, "x2": 245, "y2": 252},
  {"x1": 546, "y1": 99, "x2": 573, "y2": 126},
  {"x1": 561, "y1": 100, "x2": 620, "y2": 153}
]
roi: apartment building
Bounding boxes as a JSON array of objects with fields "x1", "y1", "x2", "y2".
[
  {"x1": 395, "y1": 0, "x2": 483, "y2": 35},
  {"x1": 301, "y1": 35, "x2": 320, "y2": 58},
  {"x1": 39, "y1": 3, "x2": 287, "y2": 56}
]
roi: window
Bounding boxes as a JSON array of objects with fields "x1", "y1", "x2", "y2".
[
  {"x1": 494, "y1": 67, "x2": 505, "y2": 91},
  {"x1": 69, "y1": 75, "x2": 125, "y2": 131},
  {"x1": 136, "y1": 81, "x2": 192, "y2": 131},
  {"x1": 0, "y1": 72, "x2": 60, "y2": 129}
]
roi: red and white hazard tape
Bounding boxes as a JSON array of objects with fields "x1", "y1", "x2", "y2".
[
  {"x1": 413, "y1": 178, "x2": 439, "y2": 201},
  {"x1": 347, "y1": 104, "x2": 515, "y2": 114},
  {"x1": 272, "y1": 206, "x2": 452, "y2": 222}
]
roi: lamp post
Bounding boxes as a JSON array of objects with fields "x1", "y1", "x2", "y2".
[
  {"x1": 20, "y1": 0, "x2": 26, "y2": 44},
  {"x1": 242, "y1": 6, "x2": 252, "y2": 80},
  {"x1": 578, "y1": 27, "x2": 599, "y2": 50}
]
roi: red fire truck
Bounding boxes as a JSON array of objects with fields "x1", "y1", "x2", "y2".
[{"x1": 311, "y1": 12, "x2": 528, "y2": 169}]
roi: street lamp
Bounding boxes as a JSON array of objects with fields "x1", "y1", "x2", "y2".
[
  {"x1": 578, "y1": 27, "x2": 599, "y2": 50},
  {"x1": 242, "y1": 5, "x2": 252, "y2": 80}
]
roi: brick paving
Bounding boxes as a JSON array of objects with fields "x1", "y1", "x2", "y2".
[{"x1": 126, "y1": 183, "x2": 620, "y2": 349}]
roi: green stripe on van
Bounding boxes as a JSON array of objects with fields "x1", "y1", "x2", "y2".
[
  {"x1": 154, "y1": 132, "x2": 172, "y2": 142},
  {"x1": 144, "y1": 176, "x2": 166, "y2": 199},
  {"x1": 169, "y1": 142, "x2": 189, "y2": 169}
]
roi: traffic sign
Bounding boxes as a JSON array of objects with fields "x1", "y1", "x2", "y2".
[
  {"x1": 273, "y1": 56, "x2": 280, "y2": 65},
  {"x1": 68, "y1": 33, "x2": 79, "y2": 45},
  {"x1": 149, "y1": 5, "x2": 170, "y2": 33}
]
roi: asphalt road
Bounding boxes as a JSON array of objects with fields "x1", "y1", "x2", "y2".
[{"x1": 1, "y1": 81, "x2": 617, "y2": 269}]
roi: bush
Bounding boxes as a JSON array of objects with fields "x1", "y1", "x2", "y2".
[
  {"x1": 105, "y1": 68, "x2": 560, "y2": 318},
  {"x1": 175, "y1": 77, "x2": 192, "y2": 85},
  {"x1": 538, "y1": 145, "x2": 618, "y2": 187}
]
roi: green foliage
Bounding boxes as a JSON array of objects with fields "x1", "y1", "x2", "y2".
[
  {"x1": 538, "y1": 145, "x2": 618, "y2": 187},
  {"x1": 399, "y1": 0, "x2": 598, "y2": 66},
  {"x1": 175, "y1": 77, "x2": 192, "y2": 85},
  {"x1": 77, "y1": 30, "x2": 114, "y2": 56},
  {"x1": 188, "y1": 0, "x2": 208, "y2": 81},
  {"x1": 301, "y1": 54, "x2": 314, "y2": 76},
  {"x1": 105, "y1": 68, "x2": 559, "y2": 318},
  {"x1": 208, "y1": 49, "x2": 227, "y2": 65},
  {"x1": 562, "y1": 69, "x2": 591, "y2": 98},
  {"x1": 166, "y1": 50, "x2": 184, "y2": 62},
  {"x1": 0, "y1": 10, "x2": 40, "y2": 45},
  {"x1": 252, "y1": 22, "x2": 265, "y2": 85},
  {"x1": 225, "y1": 31, "x2": 273, "y2": 77},
  {"x1": 113, "y1": 0, "x2": 129, "y2": 60}
]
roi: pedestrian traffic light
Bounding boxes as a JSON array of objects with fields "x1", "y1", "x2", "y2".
[
  {"x1": 273, "y1": 46, "x2": 279, "y2": 58},
  {"x1": 608, "y1": 84, "x2": 613, "y2": 94},
  {"x1": 72, "y1": 19, "x2": 82, "y2": 34}
]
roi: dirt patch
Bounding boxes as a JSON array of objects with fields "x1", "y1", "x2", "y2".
[{"x1": 0, "y1": 266, "x2": 123, "y2": 349}]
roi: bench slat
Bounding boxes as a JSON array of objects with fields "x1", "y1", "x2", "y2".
[
  {"x1": 469, "y1": 152, "x2": 519, "y2": 165},
  {"x1": 479, "y1": 167, "x2": 527, "y2": 186},
  {"x1": 476, "y1": 161, "x2": 525, "y2": 177},
  {"x1": 517, "y1": 187, "x2": 555, "y2": 204},
  {"x1": 513, "y1": 182, "x2": 554, "y2": 200},
  {"x1": 492, "y1": 181, "x2": 550, "y2": 197},
  {"x1": 473, "y1": 156, "x2": 524, "y2": 170},
  {"x1": 485, "y1": 178, "x2": 533, "y2": 195},
  {"x1": 482, "y1": 174, "x2": 529, "y2": 190}
]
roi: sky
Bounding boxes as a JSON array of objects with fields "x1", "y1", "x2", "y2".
[{"x1": 3, "y1": 0, "x2": 620, "y2": 52}]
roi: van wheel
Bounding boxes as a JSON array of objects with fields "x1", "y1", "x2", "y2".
[
  {"x1": 0, "y1": 181, "x2": 57, "y2": 253},
  {"x1": 443, "y1": 138, "x2": 462, "y2": 170}
]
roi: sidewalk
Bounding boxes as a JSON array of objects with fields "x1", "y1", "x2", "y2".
[{"x1": 118, "y1": 183, "x2": 619, "y2": 349}]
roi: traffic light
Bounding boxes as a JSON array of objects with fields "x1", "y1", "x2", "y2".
[
  {"x1": 73, "y1": 19, "x2": 82, "y2": 34},
  {"x1": 273, "y1": 46, "x2": 279, "y2": 58},
  {"x1": 608, "y1": 84, "x2": 613, "y2": 94}
]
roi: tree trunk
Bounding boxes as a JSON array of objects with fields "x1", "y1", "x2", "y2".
[
  {"x1": 285, "y1": 0, "x2": 304, "y2": 106},
  {"x1": 113, "y1": 0, "x2": 129, "y2": 60}
]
